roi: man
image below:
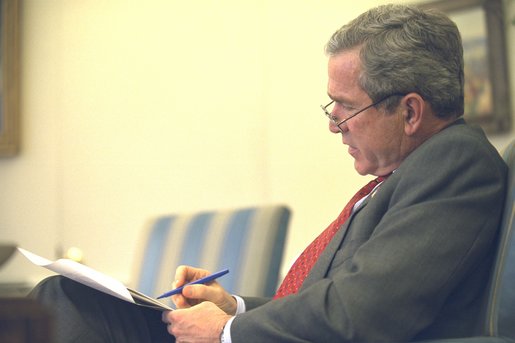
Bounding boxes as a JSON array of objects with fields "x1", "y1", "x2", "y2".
[{"x1": 31, "y1": 4, "x2": 507, "y2": 342}]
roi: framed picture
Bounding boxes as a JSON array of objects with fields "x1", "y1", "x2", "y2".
[
  {"x1": 0, "y1": 0, "x2": 20, "y2": 156},
  {"x1": 418, "y1": 0, "x2": 511, "y2": 134}
]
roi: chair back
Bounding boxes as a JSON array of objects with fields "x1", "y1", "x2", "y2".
[
  {"x1": 130, "y1": 205, "x2": 290, "y2": 299},
  {"x1": 485, "y1": 140, "x2": 515, "y2": 338}
]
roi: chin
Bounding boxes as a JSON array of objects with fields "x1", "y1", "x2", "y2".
[{"x1": 353, "y1": 162, "x2": 371, "y2": 176}]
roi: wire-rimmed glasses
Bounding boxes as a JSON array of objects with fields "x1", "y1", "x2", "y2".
[{"x1": 321, "y1": 93, "x2": 405, "y2": 132}]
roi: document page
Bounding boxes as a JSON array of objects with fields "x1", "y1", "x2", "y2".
[{"x1": 18, "y1": 247, "x2": 172, "y2": 311}]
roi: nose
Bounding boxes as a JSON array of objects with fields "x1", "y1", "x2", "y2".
[
  {"x1": 329, "y1": 120, "x2": 341, "y2": 134},
  {"x1": 329, "y1": 119, "x2": 348, "y2": 134}
]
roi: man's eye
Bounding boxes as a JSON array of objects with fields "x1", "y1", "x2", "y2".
[
  {"x1": 341, "y1": 104, "x2": 355, "y2": 112},
  {"x1": 334, "y1": 101, "x2": 354, "y2": 112}
]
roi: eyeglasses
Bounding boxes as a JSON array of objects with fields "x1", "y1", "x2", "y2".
[{"x1": 320, "y1": 93, "x2": 405, "y2": 132}]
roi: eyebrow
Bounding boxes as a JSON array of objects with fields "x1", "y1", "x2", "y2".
[{"x1": 327, "y1": 94, "x2": 354, "y2": 107}]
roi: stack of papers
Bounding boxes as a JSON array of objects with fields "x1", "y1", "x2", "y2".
[{"x1": 18, "y1": 247, "x2": 172, "y2": 311}]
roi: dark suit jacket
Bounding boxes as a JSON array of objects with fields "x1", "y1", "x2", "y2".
[{"x1": 232, "y1": 120, "x2": 508, "y2": 342}]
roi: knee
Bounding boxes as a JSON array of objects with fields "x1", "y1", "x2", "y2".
[
  {"x1": 28, "y1": 275, "x2": 67, "y2": 300},
  {"x1": 36, "y1": 275, "x2": 64, "y2": 288}
]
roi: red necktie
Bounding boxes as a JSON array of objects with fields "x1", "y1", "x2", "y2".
[{"x1": 274, "y1": 175, "x2": 389, "y2": 299}]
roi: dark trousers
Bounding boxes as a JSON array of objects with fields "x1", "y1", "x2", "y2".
[{"x1": 29, "y1": 276, "x2": 173, "y2": 343}]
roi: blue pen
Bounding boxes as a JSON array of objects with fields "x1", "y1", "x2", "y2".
[{"x1": 156, "y1": 268, "x2": 229, "y2": 299}]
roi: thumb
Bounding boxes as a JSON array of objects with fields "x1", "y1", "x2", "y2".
[{"x1": 182, "y1": 284, "x2": 213, "y2": 300}]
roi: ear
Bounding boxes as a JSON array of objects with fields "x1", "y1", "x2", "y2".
[{"x1": 401, "y1": 93, "x2": 425, "y2": 136}]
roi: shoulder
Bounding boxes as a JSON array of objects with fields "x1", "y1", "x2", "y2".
[
  {"x1": 383, "y1": 120, "x2": 507, "y2": 203},
  {"x1": 401, "y1": 119, "x2": 506, "y2": 175}
]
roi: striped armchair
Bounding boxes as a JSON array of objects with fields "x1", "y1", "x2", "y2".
[{"x1": 130, "y1": 205, "x2": 291, "y2": 301}]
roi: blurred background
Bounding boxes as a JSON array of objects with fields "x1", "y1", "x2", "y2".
[{"x1": 1, "y1": 0, "x2": 513, "y2": 290}]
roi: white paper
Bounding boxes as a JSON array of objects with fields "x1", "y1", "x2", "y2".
[
  {"x1": 18, "y1": 247, "x2": 172, "y2": 310},
  {"x1": 18, "y1": 247, "x2": 134, "y2": 303}
]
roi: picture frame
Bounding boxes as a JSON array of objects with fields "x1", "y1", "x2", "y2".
[
  {"x1": 0, "y1": 0, "x2": 20, "y2": 156},
  {"x1": 418, "y1": 0, "x2": 512, "y2": 134}
]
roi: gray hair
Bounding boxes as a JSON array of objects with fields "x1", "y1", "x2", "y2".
[{"x1": 325, "y1": 4, "x2": 464, "y2": 118}]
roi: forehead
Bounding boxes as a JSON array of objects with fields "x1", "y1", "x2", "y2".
[{"x1": 327, "y1": 50, "x2": 363, "y2": 99}]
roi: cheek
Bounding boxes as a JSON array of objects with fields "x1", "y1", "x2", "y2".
[
  {"x1": 350, "y1": 123, "x2": 397, "y2": 159},
  {"x1": 349, "y1": 121, "x2": 383, "y2": 148}
]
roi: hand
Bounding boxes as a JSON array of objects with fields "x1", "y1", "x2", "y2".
[
  {"x1": 162, "y1": 301, "x2": 233, "y2": 342},
  {"x1": 171, "y1": 265, "x2": 237, "y2": 315}
]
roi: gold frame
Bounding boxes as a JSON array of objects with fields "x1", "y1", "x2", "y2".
[
  {"x1": 418, "y1": 0, "x2": 512, "y2": 134},
  {"x1": 0, "y1": 0, "x2": 20, "y2": 156}
]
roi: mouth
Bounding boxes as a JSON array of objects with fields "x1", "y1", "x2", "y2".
[
  {"x1": 348, "y1": 145, "x2": 358, "y2": 157},
  {"x1": 342, "y1": 137, "x2": 358, "y2": 157}
]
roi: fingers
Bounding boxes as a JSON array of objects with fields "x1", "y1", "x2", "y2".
[
  {"x1": 171, "y1": 265, "x2": 211, "y2": 309},
  {"x1": 181, "y1": 284, "x2": 206, "y2": 299},
  {"x1": 163, "y1": 302, "x2": 233, "y2": 341},
  {"x1": 184, "y1": 284, "x2": 237, "y2": 315},
  {"x1": 174, "y1": 265, "x2": 210, "y2": 288},
  {"x1": 161, "y1": 310, "x2": 171, "y2": 325},
  {"x1": 171, "y1": 293, "x2": 192, "y2": 309},
  {"x1": 171, "y1": 284, "x2": 209, "y2": 309}
]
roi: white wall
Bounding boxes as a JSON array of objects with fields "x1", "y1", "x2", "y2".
[{"x1": 1, "y1": 0, "x2": 514, "y2": 286}]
